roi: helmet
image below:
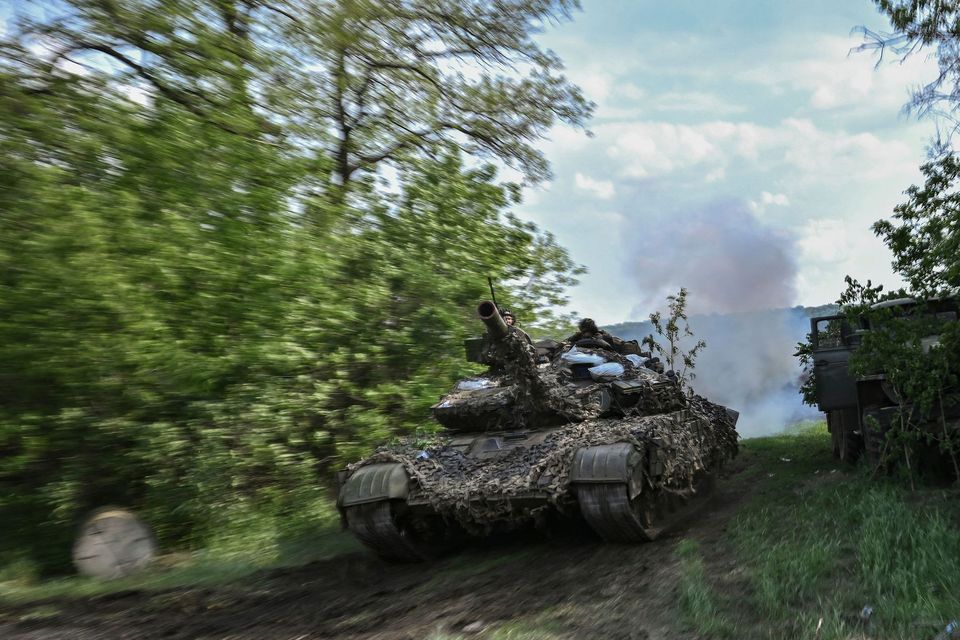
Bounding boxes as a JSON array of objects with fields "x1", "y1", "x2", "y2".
[
  {"x1": 578, "y1": 318, "x2": 598, "y2": 333},
  {"x1": 500, "y1": 308, "x2": 515, "y2": 320}
]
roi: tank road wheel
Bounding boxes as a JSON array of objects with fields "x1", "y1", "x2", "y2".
[
  {"x1": 571, "y1": 443, "x2": 714, "y2": 542},
  {"x1": 344, "y1": 501, "x2": 452, "y2": 562},
  {"x1": 340, "y1": 462, "x2": 455, "y2": 562},
  {"x1": 576, "y1": 472, "x2": 714, "y2": 542}
]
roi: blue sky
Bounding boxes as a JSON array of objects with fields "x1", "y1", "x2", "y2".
[{"x1": 517, "y1": 0, "x2": 941, "y2": 322}]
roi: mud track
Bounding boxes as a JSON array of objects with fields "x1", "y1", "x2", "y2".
[{"x1": 0, "y1": 458, "x2": 756, "y2": 640}]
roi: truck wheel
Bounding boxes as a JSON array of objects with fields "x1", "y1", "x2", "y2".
[
  {"x1": 837, "y1": 408, "x2": 863, "y2": 464},
  {"x1": 828, "y1": 411, "x2": 841, "y2": 458}
]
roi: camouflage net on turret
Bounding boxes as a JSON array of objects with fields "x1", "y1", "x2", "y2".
[
  {"x1": 351, "y1": 394, "x2": 737, "y2": 531},
  {"x1": 493, "y1": 329, "x2": 686, "y2": 426}
]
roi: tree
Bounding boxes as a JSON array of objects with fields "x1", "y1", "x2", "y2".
[
  {"x1": 642, "y1": 288, "x2": 706, "y2": 391},
  {"x1": 861, "y1": 1, "x2": 960, "y2": 125},
  {"x1": 871, "y1": 149, "x2": 960, "y2": 296},
  {"x1": 6, "y1": 0, "x2": 593, "y2": 197},
  {"x1": 292, "y1": 0, "x2": 593, "y2": 190}
]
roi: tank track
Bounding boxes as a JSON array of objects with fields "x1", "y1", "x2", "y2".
[
  {"x1": 577, "y1": 472, "x2": 713, "y2": 542},
  {"x1": 344, "y1": 501, "x2": 432, "y2": 562}
]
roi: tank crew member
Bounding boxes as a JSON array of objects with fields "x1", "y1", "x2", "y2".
[
  {"x1": 565, "y1": 317, "x2": 645, "y2": 356},
  {"x1": 566, "y1": 318, "x2": 617, "y2": 346},
  {"x1": 500, "y1": 309, "x2": 533, "y2": 344}
]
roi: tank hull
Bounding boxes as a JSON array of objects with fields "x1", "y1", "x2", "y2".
[{"x1": 338, "y1": 402, "x2": 738, "y2": 560}]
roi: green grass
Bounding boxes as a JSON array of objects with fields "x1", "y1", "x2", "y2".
[
  {"x1": 488, "y1": 621, "x2": 567, "y2": 640},
  {"x1": 0, "y1": 496, "x2": 359, "y2": 605},
  {"x1": 676, "y1": 539, "x2": 734, "y2": 638},
  {"x1": 703, "y1": 421, "x2": 960, "y2": 639}
]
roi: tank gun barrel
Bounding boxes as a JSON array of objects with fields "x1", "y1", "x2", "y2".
[{"x1": 477, "y1": 300, "x2": 509, "y2": 340}]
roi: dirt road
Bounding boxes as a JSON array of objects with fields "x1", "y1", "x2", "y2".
[{"x1": 0, "y1": 457, "x2": 756, "y2": 640}]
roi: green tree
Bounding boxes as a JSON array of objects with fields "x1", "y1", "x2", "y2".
[
  {"x1": 642, "y1": 288, "x2": 706, "y2": 391},
  {"x1": 872, "y1": 150, "x2": 960, "y2": 296},
  {"x1": 292, "y1": 0, "x2": 594, "y2": 189},
  {"x1": 0, "y1": 0, "x2": 589, "y2": 575},
  {"x1": 11, "y1": 0, "x2": 593, "y2": 196}
]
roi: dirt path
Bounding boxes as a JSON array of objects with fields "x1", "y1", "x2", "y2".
[{"x1": 0, "y1": 458, "x2": 756, "y2": 640}]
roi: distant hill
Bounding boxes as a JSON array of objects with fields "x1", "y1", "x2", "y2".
[{"x1": 602, "y1": 304, "x2": 839, "y2": 342}]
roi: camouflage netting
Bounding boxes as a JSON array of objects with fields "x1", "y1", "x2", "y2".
[
  {"x1": 483, "y1": 330, "x2": 685, "y2": 428},
  {"x1": 351, "y1": 394, "x2": 738, "y2": 531},
  {"x1": 346, "y1": 322, "x2": 739, "y2": 532}
]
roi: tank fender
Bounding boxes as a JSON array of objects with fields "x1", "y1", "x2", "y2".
[
  {"x1": 339, "y1": 463, "x2": 409, "y2": 508},
  {"x1": 571, "y1": 443, "x2": 644, "y2": 499}
]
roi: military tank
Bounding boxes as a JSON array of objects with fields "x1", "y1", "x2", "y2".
[{"x1": 337, "y1": 302, "x2": 739, "y2": 561}]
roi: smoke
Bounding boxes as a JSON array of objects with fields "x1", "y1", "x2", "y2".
[
  {"x1": 626, "y1": 200, "x2": 797, "y2": 316},
  {"x1": 617, "y1": 199, "x2": 820, "y2": 437},
  {"x1": 684, "y1": 309, "x2": 819, "y2": 438}
]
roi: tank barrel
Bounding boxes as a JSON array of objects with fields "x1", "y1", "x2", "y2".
[{"x1": 477, "y1": 300, "x2": 509, "y2": 340}]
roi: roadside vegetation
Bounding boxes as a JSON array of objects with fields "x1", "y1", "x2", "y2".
[
  {"x1": 0, "y1": 0, "x2": 591, "y2": 577},
  {"x1": 676, "y1": 422, "x2": 960, "y2": 640}
]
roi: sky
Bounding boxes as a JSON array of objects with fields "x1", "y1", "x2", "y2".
[{"x1": 516, "y1": 0, "x2": 942, "y2": 323}]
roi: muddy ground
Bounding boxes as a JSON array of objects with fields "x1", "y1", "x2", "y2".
[{"x1": 0, "y1": 456, "x2": 760, "y2": 640}]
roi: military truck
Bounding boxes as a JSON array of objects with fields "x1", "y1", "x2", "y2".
[
  {"x1": 809, "y1": 295, "x2": 960, "y2": 466},
  {"x1": 336, "y1": 301, "x2": 739, "y2": 561}
]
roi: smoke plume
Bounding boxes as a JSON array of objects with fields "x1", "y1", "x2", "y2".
[
  {"x1": 627, "y1": 200, "x2": 797, "y2": 316},
  {"x1": 618, "y1": 199, "x2": 819, "y2": 437}
]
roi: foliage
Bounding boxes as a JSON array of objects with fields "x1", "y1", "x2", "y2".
[
  {"x1": 872, "y1": 150, "x2": 960, "y2": 296},
  {"x1": 792, "y1": 333, "x2": 819, "y2": 407},
  {"x1": 725, "y1": 424, "x2": 960, "y2": 639},
  {"x1": 863, "y1": 1, "x2": 960, "y2": 126},
  {"x1": 641, "y1": 288, "x2": 706, "y2": 390},
  {"x1": 11, "y1": 0, "x2": 593, "y2": 193},
  {"x1": 0, "y1": 1, "x2": 586, "y2": 574}
]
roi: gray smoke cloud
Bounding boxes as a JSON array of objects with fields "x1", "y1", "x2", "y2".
[
  {"x1": 684, "y1": 309, "x2": 818, "y2": 438},
  {"x1": 627, "y1": 200, "x2": 798, "y2": 316},
  {"x1": 617, "y1": 199, "x2": 819, "y2": 437}
]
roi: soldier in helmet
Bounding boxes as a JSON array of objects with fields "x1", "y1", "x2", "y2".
[
  {"x1": 566, "y1": 318, "x2": 616, "y2": 346},
  {"x1": 565, "y1": 317, "x2": 642, "y2": 356},
  {"x1": 500, "y1": 308, "x2": 533, "y2": 344}
]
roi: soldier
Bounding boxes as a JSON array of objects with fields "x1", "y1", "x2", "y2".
[
  {"x1": 500, "y1": 309, "x2": 533, "y2": 344},
  {"x1": 566, "y1": 318, "x2": 642, "y2": 356},
  {"x1": 566, "y1": 318, "x2": 616, "y2": 346}
]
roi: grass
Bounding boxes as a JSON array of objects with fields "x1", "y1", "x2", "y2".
[
  {"x1": 676, "y1": 539, "x2": 733, "y2": 638},
  {"x1": 0, "y1": 497, "x2": 359, "y2": 605},
  {"x1": 684, "y1": 420, "x2": 960, "y2": 639}
]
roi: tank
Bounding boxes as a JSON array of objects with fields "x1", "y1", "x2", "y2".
[{"x1": 336, "y1": 301, "x2": 740, "y2": 561}]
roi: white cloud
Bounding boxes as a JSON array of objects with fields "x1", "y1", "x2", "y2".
[
  {"x1": 737, "y1": 34, "x2": 937, "y2": 114},
  {"x1": 750, "y1": 191, "x2": 790, "y2": 215},
  {"x1": 650, "y1": 91, "x2": 746, "y2": 116},
  {"x1": 797, "y1": 218, "x2": 849, "y2": 262},
  {"x1": 762, "y1": 191, "x2": 790, "y2": 206},
  {"x1": 574, "y1": 172, "x2": 615, "y2": 199},
  {"x1": 595, "y1": 117, "x2": 918, "y2": 188}
]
